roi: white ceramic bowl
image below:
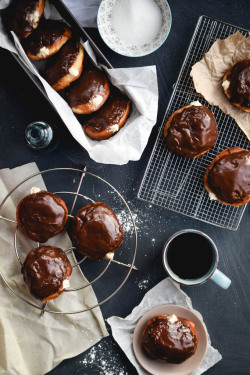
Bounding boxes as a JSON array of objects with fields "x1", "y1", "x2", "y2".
[{"x1": 97, "y1": 0, "x2": 172, "y2": 57}]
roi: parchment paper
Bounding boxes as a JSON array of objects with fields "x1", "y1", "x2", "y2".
[
  {"x1": 107, "y1": 278, "x2": 222, "y2": 375},
  {"x1": 0, "y1": 0, "x2": 158, "y2": 165},
  {"x1": 0, "y1": 163, "x2": 108, "y2": 375},
  {"x1": 190, "y1": 32, "x2": 250, "y2": 141}
]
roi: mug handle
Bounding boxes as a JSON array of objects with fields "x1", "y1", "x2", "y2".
[{"x1": 210, "y1": 269, "x2": 231, "y2": 289}]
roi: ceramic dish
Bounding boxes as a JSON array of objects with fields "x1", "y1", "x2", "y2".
[
  {"x1": 97, "y1": 0, "x2": 172, "y2": 57},
  {"x1": 133, "y1": 304, "x2": 208, "y2": 375}
]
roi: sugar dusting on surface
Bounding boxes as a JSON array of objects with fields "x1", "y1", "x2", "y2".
[{"x1": 78, "y1": 341, "x2": 128, "y2": 375}]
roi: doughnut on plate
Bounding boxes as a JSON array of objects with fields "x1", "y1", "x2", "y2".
[{"x1": 133, "y1": 304, "x2": 207, "y2": 375}]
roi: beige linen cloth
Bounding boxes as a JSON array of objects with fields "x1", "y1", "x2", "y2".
[
  {"x1": 0, "y1": 163, "x2": 108, "y2": 375},
  {"x1": 191, "y1": 32, "x2": 250, "y2": 141}
]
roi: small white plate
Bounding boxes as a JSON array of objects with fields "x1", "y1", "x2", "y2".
[
  {"x1": 97, "y1": 0, "x2": 172, "y2": 57},
  {"x1": 133, "y1": 304, "x2": 208, "y2": 375}
]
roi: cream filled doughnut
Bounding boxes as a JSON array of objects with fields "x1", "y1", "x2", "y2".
[
  {"x1": 67, "y1": 69, "x2": 110, "y2": 114},
  {"x1": 45, "y1": 38, "x2": 84, "y2": 91},
  {"x1": 23, "y1": 20, "x2": 72, "y2": 60}
]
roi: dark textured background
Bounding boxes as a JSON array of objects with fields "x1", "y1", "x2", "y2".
[{"x1": 0, "y1": 0, "x2": 249, "y2": 374}]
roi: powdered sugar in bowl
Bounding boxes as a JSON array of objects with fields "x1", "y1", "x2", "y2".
[{"x1": 97, "y1": 0, "x2": 172, "y2": 57}]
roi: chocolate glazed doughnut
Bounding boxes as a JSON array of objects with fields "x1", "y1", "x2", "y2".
[
  {"x1": 5, "y1": 0, "x2": 45, "y2": 39},
  {"x1": 164, "y1": 103, "x2": 218, "y2": 158},
  {"x1": 22, "y1": 245, "x2": 72, "y2": 301},
  {"x1": 204, "y1": 147, "x2": 250, "y2": 206},
  {"x1": 222, "y1": 59, "x2": 250, "y2": 112},
  {"x1": 16, "y1": 191, "x2": 68, "y2": 242},
  {"x1": 142, "y1": 315, "x2": 199, "y2": 364},
  {"x1": 82, "y1": 92, "x2": 131, "y2": 140},
  {"x1": 23, "y1": 20, "x2": 72, "y2": 60},
  {"x1": 67, "y1": 69, "x2": 110, "y2": 114},
  {"x1": 71, "y1": 202, "x2": 124, "y2": 260},
  {"x1": 45, "y1": 38, "x2": 84, "y2": 91}
]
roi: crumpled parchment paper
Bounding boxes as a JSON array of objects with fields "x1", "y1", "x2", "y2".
[{"x1": 191, "y1": 31, "x2": 250, "y2": 141}]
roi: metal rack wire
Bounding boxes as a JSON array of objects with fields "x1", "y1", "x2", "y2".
[
  {"x1": 0, "y1": 167, "x2": 137, "y2": 314},
  {"x1": 138, "y1": 16, "x2": 249, "y2": 231}
]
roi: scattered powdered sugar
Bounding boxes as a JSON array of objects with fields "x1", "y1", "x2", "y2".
[
  {"x1": 116, "y1": 210, "x2": 139, "y2": 233},
  {"x1": 78, "y1": 341, "x2": 129, "y2": 375},
  {"x1": 138, "y1": 278, "x2": 150, "y2": 290}
]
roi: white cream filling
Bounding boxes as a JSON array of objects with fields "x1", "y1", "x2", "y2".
[
  {"x1": 63, "y1": 278, "x2": 70, "y2": 289},
  {"x1": 105, "y1": 252, "x2": 114, "y2": 260},
  {"x1": 208, "y1": 191, "x2": 218, "y2": 201},
  {"x1": 245, "y1": 157, "x2": 250, "y2": 165},
  {"x1": 26, "y1": 10, "x2": 40, "y2": 24},
  {"x1": 168, "y1": 314, "x2": 178, "y2": 324},
  {"x1": 91, "y1": 95, "x2": 103, "y2": 108},
  {"x1": 69, "y1": 67, "x2": 79, "y2": 77},
  {"x1": 38, "y1": 47, "x2": 50, "y2": 58},
  {"x1": 109, "y1": 124, "x2": 119, "y2": 133},
  {"x1": 30, "y1": 186, "x2": 41, "y2": 194},
  {"x1": 222, "y1": 80, "x2": 230, "y2": 91},
  {"x1": 190, "y1": 101, "x2": 202, "y2": 106}
]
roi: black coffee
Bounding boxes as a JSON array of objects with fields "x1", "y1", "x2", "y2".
[{"x1": 167, "y1": 233, "x2": 214, "y2": 279}]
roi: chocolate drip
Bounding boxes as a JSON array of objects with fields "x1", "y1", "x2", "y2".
[
  {"x1": 207, "y1": 150, "x2": 250, "y2": 204},
  {"x1": 165, "y1": 106, "x2": 218, "y2": 158},
  {"x1": 227, "y1": 59, "x2": 250, "y2": 108},
  {"x1": 22, "y1": 246, "x2": 72, "y2": 300},
  {"x1": 6, "y1": 0, "x2": 40, "y2": 39},
  {"x1": 71, "y1": 202, "x2": 124, "y2": 259},
  {"x1": 83, "y1": 94, "x2": 129, "y2": 134},
  {"x1": 23, "y1": 20, "x2": 68, "y2": 55},
  {"x1": 142, "y1": 316, "x2": 198, "y2": 364},
  {"x1": 17, "y1": 191, "x2": 67, "y2": 242},
  {"x1": 45, "y1": 39, "x2": 81, "y2": 86},
  {"x1": 67, "y1": 70, "x2": 107, "y2": 108}
]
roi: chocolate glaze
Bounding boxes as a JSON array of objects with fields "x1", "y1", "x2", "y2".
[
  {"x1": 45, "y1": 39, "x2": 81, "y2": 86},
  {"x1": 83, "y1": 93, "x2": 130, "y2": 134},
  {"x1": 6, "y1": 0, "x2": 40, "y2": 39},
  {"x1": 165, "y1": 106, "x2": 218, "y2": 158},
  {"x1": 23, "y1": 20, "x2": 68, "y2": 55},
  {"x1": 17, "y1": 191, "x2": 67, "y2": 242},
  {"x1": 207, "y1": 150, "x2": 250, "y2": 204},
  {"x1": 71, "y1": 202, "x2": 124, "y2": 259},
  {"x1": 21, "y1": 246, "x2": 72, "y2": 300},
  {"x1": 227, "y1": 59, "x2": 250, "y2": 108},
  {"x1": 142, "y1": 316, "x2": 198, "y2": 364},
  {"x1": 67, "y1": 70, "x2": 108, "y2": 108}
]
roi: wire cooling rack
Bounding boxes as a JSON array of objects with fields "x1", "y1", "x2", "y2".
[
  {"x1": 0, "y1": 168, "x2": 137, "y2": 314},
  {"x1": 138, "y1": 16, "x2": 249, "y2": 231}
]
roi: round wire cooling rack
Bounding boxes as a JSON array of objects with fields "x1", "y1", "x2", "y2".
[{"x1": 0, "y1": 167, "x2": 137, "y2": 314}]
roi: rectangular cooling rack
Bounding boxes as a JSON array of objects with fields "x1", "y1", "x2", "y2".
[{"x1": 138, "y1": 15, "x2": 250, "y2": 231}]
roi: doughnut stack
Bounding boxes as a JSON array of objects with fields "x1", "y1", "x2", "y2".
[{"x1": 5, "y1": 0, "x2": 131, "y2": 140}]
